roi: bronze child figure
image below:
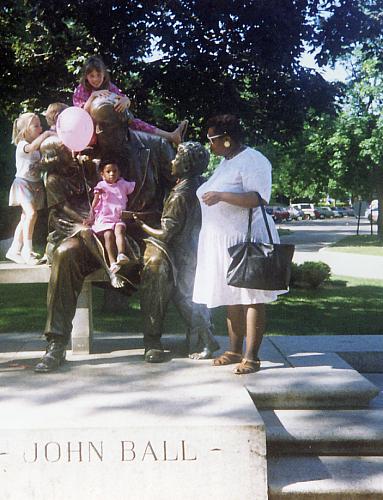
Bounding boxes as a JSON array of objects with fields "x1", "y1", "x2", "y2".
[{"x1": 133, "y1": 142, "x2": 220, "y2": 362}]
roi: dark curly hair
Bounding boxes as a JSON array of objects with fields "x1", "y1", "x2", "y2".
[
  {"x1": 99, "y1": 159, "x2": 119, "y2": 173},
  {"x1": 206, "y1": 114, "x2": 244, "y2": 144},
  {"x1": 80, "y1": 56, "x2": 111, "y2": 92}
]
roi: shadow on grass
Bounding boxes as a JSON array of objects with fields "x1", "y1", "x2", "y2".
[
  {"x1": 0, "y1": 279, "x2": 382, "y2": 336},
  {"x1": 267, "y1": 281, "x2": 383, "y2": 335}
]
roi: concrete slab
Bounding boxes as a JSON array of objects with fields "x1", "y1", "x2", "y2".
[
  {"x1": 0, "y1": 342, "x2": 267, "y2": 500},
  {"x1": 363, "y1": 373, "x2": 383, "y2": 409},
  {"x1": 269, "y1": 335, "x2": 383, "y2": 373},
  {"x1": 268, "y1": 456, "x2": 383, "y2": 499},
  {"x1": 246, "y1": 366, "x2": 379, "y2": 409},
  {"x1": 262, "y1": 409, "x2": 383, "y2": 455},
  {"x1": 269, "y1": 335, "x2": 383, "y2": 356}
]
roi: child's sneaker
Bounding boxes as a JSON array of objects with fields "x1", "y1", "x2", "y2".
[
  {"x1": 5, "y1": 249, "x2": 25, "y2": 264},
  {"x1": 116, "y1": 253, "x2": 130, "y2": 265}
]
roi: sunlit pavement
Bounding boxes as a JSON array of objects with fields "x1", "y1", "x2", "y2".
[{"x1": 277, "y1": 218, "x2": 383, "y2": 279}]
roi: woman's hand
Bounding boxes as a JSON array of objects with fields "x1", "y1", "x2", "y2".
[
  {"x1": 114, "y1": 95, "x2": 131, "y2": 113},
  {"x1": 202, "y1": 191, "x2": 222, "y2": 206}
]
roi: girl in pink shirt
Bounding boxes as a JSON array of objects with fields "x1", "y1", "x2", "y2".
[
  {"x1": 74, "y1": 56, "x2": 188, "y2": 145},
  {"x1": 86, "y1": 160, "x2": 136, "y2": 274}
]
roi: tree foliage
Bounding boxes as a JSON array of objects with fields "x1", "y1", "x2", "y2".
[
  {"x1": 0, "y1": 0, "x2": 369, "y2": 135},
  {"x1": 1, "y1": 0, "x2": 382, "y2": 210}
]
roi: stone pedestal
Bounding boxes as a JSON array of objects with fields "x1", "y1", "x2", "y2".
[{"x1": 0, "y1": 349, "x2": 267, "y2": 500}]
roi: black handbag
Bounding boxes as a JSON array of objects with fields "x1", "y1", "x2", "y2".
[{"x1": 226, "y1": 197, "x2": 295, "y2": 290}]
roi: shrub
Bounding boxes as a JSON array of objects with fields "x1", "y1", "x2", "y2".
[{"x1": 290, "y1": 261, "x2": 331, "y2": 288}]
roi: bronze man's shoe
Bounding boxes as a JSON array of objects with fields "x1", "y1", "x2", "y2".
[
  {"x1": 144, "y1": 348, "x2": 167, "y2": 363},
  {"x1": 34, "y1": 340, "x2": 66, "y2": 373}
]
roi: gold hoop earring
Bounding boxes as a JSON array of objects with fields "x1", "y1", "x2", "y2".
[{"x1": 224, "y1": 140, "x2": 231, "y2": 148}]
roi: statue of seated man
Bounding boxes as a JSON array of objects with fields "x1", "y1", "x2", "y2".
[
  {"x1": 34, "y1": 95, "x2": 175, "y2": 373},
  {"x1": 133, "y1": 142, "x2": 220, "y2": 363}
]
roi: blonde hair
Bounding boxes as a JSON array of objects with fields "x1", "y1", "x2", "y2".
[
  {"x1": 44, "y1": 102, "x2": 68, "y2": 127},
  {"x1": 12, "y1": 112, "x2": 38, "y2": 145}
]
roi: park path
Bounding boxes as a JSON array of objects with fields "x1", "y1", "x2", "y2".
[{"x1": 279, "y1": 218, "x2": 383, "y2": 280}]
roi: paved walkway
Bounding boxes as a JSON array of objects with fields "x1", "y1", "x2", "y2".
[{"x1": 293, "y1": 248, "x2": 383, "y2": 280}]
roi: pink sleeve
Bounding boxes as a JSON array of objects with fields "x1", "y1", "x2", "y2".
[
  {"x1": 73, "y1": 84, "x2": 90, "y2": 107},
  {"x1": 129, "y1": 118, "x2": 156, "y2": 134},
  {"x1": 109, "y1": 82, "x2": 126, "y2": 97},
  {"x1": 93, "y1": 181, "x2": 105, "y2": 195},
  {"x1": 123, "y1": 180, "x2": 136, "y2": 195}
]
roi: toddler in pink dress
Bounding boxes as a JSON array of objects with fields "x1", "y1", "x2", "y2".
[{"x1": 86, "y1": 160, "x2": 135, "y2": 273}]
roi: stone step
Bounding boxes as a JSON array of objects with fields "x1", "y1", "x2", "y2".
[
  {"x1": 261, "y1": 409, "x2": 383, "y2": 456},
  {"x1": 246, "y1": 366, "x2": 379, "y2": 409},
  {"x1": 268, "y1": 456, "x2": 383, "y2": 499}
]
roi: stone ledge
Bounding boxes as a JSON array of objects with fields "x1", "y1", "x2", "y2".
[
  {"x1": 268, "y1": 456, "x2": 383, "y2": 499},
  {"x1": 0, "y1": 262, "x2": 107, "y2": 283},
  {"x1": 246, "y1": 366, "x2": 379, "y2": 409},
  {"x1": 262, "y1": 409, "x2": 383, "y2": 456}
]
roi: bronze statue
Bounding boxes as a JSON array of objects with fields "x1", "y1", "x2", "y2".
[
  {"x1": 133, "y1": 142, "x2": 219, "y2": 362},
  {"x1": 35, "y1": 95, "x2": 175, "y2": 372}
]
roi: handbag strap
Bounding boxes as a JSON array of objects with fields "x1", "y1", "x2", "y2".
[{"x1": 246, "y1": 193, "x2": 274, "y2": 244}]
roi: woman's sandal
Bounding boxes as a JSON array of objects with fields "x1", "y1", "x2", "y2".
[
  {"x1": 213, "y1": 351, "x2": 242, "y2": 366},
  {"x1": 233, "y1": 358, "x2": 261, "y2": 375}
]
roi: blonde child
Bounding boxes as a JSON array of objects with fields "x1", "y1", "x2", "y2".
[
  {"x1": 73, "y1": 55, "x2": 188, "y2": 145},
  {"x1": 85, "y1": 160, "x2": 136, "y2": 275},
  {"x1": 44, "y1": 102, "x2": 68, "y2": 131},
  {"x1": 6, "y1": 113, "x2": 54, "y2": 265}
]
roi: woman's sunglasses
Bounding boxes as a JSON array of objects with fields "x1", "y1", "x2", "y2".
[{"x1": 206, "y1": 133, "x2": 225, "y2": 144}]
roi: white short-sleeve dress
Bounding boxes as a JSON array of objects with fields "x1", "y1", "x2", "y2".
[{"x1": 192, "y1": 147, "x2": 288, "y2": 308}]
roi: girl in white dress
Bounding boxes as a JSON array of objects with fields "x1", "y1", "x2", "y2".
[
  {"x1": 7, "y1": 113, "x2": 54, "y2": 264},
  {"x1": 192, "y1": 114, "x2": 287, "y2": 374}
]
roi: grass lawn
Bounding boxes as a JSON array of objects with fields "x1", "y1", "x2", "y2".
[
  {"x1": 0, "y1": 276, "x2": 382, "y2": 336},
  {"x1": 328, "y1": 235, "x2": 383, "y2": 256}
]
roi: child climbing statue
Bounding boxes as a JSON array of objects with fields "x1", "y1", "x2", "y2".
[
  {"x1": 73, "y1": 55, "x2": 188, "y2": 145},
  {"x1": 7, "y1": 112, "x2": 55, "y2": 264}
]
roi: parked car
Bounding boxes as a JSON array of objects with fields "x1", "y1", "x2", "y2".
[
  {"x1": 287, "y1": 206, "x2": 304, "y2": 221},
  {"x1": 266, "y1": 206, "x2": 290, "y2": 223},
  {"x1": 330, "y1": 206, "x2": 344, "y2": 218},
  {"x1": 291, "y1": 203, "x2": 320, "y2": 220},
  {"x1": 315, "y1": 206, "x2": 334, "y2": 219},
  {"x1": 334, "y1": 206, "x2": 356, "y2": 217}
]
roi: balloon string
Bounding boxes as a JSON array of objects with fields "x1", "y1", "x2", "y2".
[{"x1": 73, "y1": 151, "x2": 92, "y2": 211}]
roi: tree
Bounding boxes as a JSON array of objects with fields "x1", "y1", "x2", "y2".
[
  {"x1": 328, "y1": 53, "x2": 383, "y2": 236},
  {"x1": 1, "y1": 0, "x2": 381, "y2": 203}
]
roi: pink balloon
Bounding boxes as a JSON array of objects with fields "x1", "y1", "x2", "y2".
[{"x1": 56, "y1": 107, "x2": 94, "y2": 151}]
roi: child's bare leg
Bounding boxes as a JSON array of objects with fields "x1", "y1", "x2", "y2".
[
  {"x1": 103, "y1": 229, "x2": 118, "y2": 266},
  {"x1": 9, "y1": 217, "x2": 24, "y2": 253},
  {"x1": 115, "y1": 223, "x2": 126, "y2": 256},
  {"x1": 6, "y1": 215, "x2": 24, "y2": 262},
  {"x1": 20, "y1": 202, "x2": 38, "y2": 263},
  {"x1": 79, "y1": 228, "x2": 125, "y2": 288},
  {"x1": 21, "y1": 203, "x2": 37, "y2": 244},
  {"x1": 153, "y1": 120, "x2": 188, "y2": 146}
]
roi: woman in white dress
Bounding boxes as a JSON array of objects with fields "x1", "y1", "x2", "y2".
[{"x1": 192, "y1": 114, "x2": 287, "y2": 374}]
